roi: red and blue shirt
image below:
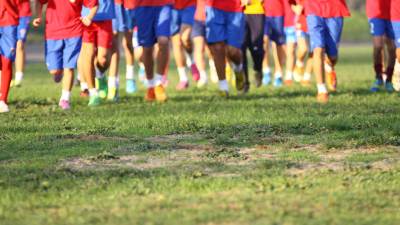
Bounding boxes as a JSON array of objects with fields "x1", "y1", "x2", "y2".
[
  {"x1": 304, "y1": 0, "x2": 350, "y2": 18},
  {"x1": 263, "y1": 0, "x2": 284, "y2": 17}
]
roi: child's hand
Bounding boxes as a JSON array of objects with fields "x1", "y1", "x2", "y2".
[
  {"x1": 241, "y1": 0, "x2": 251, "y2": 6},
  {"x1": 32, "y1": 18, "x2": 42, "y2": 27},
  {"x1": 69, "y1": 0, "x2": 76, "y2": 3},
  {"x1": 81, "y1": 17, "x2": 92, "y2": 26}
]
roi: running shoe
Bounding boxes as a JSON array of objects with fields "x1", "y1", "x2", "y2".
[{"x1": 126, "y1": 79, "x2": 137, "y2": 94}]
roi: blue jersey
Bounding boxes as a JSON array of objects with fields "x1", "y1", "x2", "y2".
[{"x1": 82, "y1": 0, "x2": 116, "y2": 21}]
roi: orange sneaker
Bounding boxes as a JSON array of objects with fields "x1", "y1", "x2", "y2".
[
  {"x1": 294, "y1": 66, "x2": 305, "y2": 82},
  {"x1": 284, "y1": 79, "x2": 293, "y2": 86},
  {"x1": 326, "y1": 71, "x2": 337, "y2": 92},
  {"x1": 145, "y1": 88, "x2": 156, "y2": 102},
  {"x1": 155, "y1": 85, "x2": 168, "y2": 102},
  {"x1": 317, "y1": 92, "x2": 329, "y2": 104},
  {"x1": 301, "y1": 79, "x2": 311, "y2": 87}
]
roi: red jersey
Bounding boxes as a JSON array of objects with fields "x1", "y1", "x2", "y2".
[
  {"x1": 392, "y1": 0, "x2": 400, "y2": 21},
  {"x1": 135, "y1": 0, "x2": 174, "y2": 7},
  {"x1": 175, "y1": 0, "x2": 196, "y2": 10},
  {"x1": 115, "y1": 0, "x2": 123, "y2": 4},
  {"x1": 366, "y1": 0, "x2": 390, "y2": 20},
  {"x1": 304, "y1": 0, "x2": 350, "y2": 18},
  {"x1": 19, "y1": 0, "x2": 32, "y2": 17},
  {"x1": 263, "y1": 0, "x2": 284, "y2": 17},
  {"x1": 0, "y1": 0, "x2": 19, "y2": 26},
  {"x1": 206, "y1": 0, "x2": 243, "y2": 13},
  {"x1": 284, "y1": 0, "x2": 295, "y2": 27},
  {"x1": 124, "y1": 0, "x2": 135, "y2": 9},
  {"x1": 39, "y1": 0, "x2": 98, "y2": 40},
  {"x1": 195, "y1": 0, "x2": 206, "y2": 21}
]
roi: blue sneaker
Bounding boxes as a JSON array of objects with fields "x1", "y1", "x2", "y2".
[
  {"x1": 370, "y1": 79, "x2": 383, "y2": 92},
  {"x1": 126, "y1": 79, "x2": 137, "y2": 94},
  {"x1": 385, "y1": 81, "x2": 394, "y2": 93},
  {"x1": 262, "y1": 72, "x2": 272, "y2": 85},
  {"x1": 138, "y1": 67, "x2": 146, "y2": 84},
  {"x1": 274, "y1": 77, "x2": 283, "y2": 87}
]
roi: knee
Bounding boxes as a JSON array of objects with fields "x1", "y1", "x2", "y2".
[
  {"x1": 50, "y1": 70, "x2": 62, "y2": 76},
  {"x1": 157, "y1": 37, "x2": 169, "y2": 50},
  {"x1": 97, "y1": 55, "x2": 108, "y2": 67},
  {"x1": 227, "y1": 46, "x2": 241, "y2": 59}
]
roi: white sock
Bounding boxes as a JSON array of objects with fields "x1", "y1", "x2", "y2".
[
  {"x1": 15, "y1": 72, "x2": 23, "y2": 81},
  {"x1": 325, "y1": 63, "x2": 333, "y2": 73},
  {"x1": 304, "y1": 73, "x2": 312, "y2": 81},
  {"x1": 274, "y1": 72, "x2": 283, "y2": 79},
  {"x1": 178, "y1": 67, "x2": 188, "y2": 82},
  {"x1": 218, "y1": 80, "x2": 229, "y2": 91},
  {"x1": 80, "y1": 82, "x2": 88, "y2": 91},
  {"x1": 95, "y1": 68, "x2": 105, "y2": 79},
  {"x1": 108, "y1": 76, "x2": 117, "y2": 89},
  {"x1": 317, "y1": 83, "x2": 328, "y2": 93},
  {"x1": 61, "y1": 90, "x2": 71, "y2": 101},
  {"x1": 285, "y1": 70, "x2": 293, "y2": 80},
  {"x1": 209, "y1": 59, "x2": 216, "y2": 69},
  {"x1": 126, "y1": 65, "x2": 134, "y2": 80},
  {"x1": 232, "y1": 63, "x2": 243, "y2": 73},
  {"x1": 139, "y1": 63, "x2": 145, "y2": 71},
  {"x1": 199, "y1": 70, "x2": 208, "y2": 81},
  {"x1": 263, "y1": 67, "x2": 271, "y2": 74},
  {"x1": 296, "y1": 61, "x2": 304, "y2": 68},
  {"x1": 147, "y1": 78, "x2": 155, "y2": 88},
  {"x1": 89, "y1": 88, "x2": 98, "y2": 97},
  {"x1": 155, "y1": 73, "x2": 163, "y2": 86},
  {"x1": 185, "y1": 53, "x2": 193, "y2": 67}
]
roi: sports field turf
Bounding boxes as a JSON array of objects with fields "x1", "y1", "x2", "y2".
[{"x1": 0, "y1": 46, "x2": 400, "y2": 225}]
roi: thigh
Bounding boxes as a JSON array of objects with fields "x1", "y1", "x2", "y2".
[
  {"x1": 156, "y1": 5, "x2": 172, "y2": 39},
  {"x1": 226, "y1": 11, "x2": 245, "y2": 49},
  {"x1": 97, "y1": 21, "x2": 113, "y2": 49},
  {"x1": 17, "y1": 17, "x2": 31, "y2": 43},
  {"x1": 205, "y1": 7, "x2": 226, "y2": 44},
  {"x1": 0, "y1": 26, "x2": 17, "y2": 61},
  {"x1": 181, "y1": 6, "x2": 195, "y2": 27},
  {"x1": 392, "y1": 21, "x2": 400, "y2": 48},
  {"x1": 247, "y1": 14, "x2": 264, "y2": 49},
  {"x1": 136, "y1": 7, "x2": 157, "y2": 47},
  {"x1": 45, "y1": 39, "x2": 63, "y2": 71},
  {"x1": 170, "y1": 8, "x2": 181, "y2": 36},
  {"x1": 63, "y1": 37, "x2": 82, "y2": 69},
  {"x1": 307, "y1": 15, "x2": 325, "y2": 52},
  {"x1": 325, "y1": 17, "x2": 344, "y2": 57},
  {"x1": 191, "y1": 20, "x2": 206, "y2": 39}
]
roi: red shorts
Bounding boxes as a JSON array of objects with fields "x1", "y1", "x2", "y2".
[{"x1": 82, "y1": 20, "x2": 113, "y2": 49}]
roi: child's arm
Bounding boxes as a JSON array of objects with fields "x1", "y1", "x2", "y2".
[
  {"x1": 32, "y1": 0, "x2": 44, "y2": 27},
  {"x1": 3, "y1": 0, "x2": 18, "y2": 18},
  {"x1": 81, "y1": 5, "x2": 98, "y2": 26}
]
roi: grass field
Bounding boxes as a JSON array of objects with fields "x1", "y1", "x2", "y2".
[{"x1": 1, "y1": 46, "x2": 400, "y2": 225}]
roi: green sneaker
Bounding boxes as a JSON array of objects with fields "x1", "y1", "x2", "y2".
[
  {"x1": 96, "y1": 77, "x2": 108, "y2": 99},
  {"x1": 88, "y1": 95, "x2": 101, "y2": 107},
  {"x1": 107, "y1": 87, "x2": 119, "y2": 102}
]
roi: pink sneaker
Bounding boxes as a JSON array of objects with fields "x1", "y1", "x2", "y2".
[
  {"x1": 162, "y1": 74, "x2": 169, "y2": 87},
  {"x1": 58, "y1": 100, "x2": 71, "y2": 110},
  {"x1": 176, "y1": 81, "x2": 189, "y2": 90},
  {"x1": 54, "y1": 74, "x2": 63, "y2": 83},
  {"x1": 191, "y1": 64, "x2": 200, "y2": 82}
]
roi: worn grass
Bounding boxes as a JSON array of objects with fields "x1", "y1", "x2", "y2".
[{"x1": 0, "y1": 46, "x2": 400, "y2": 225}]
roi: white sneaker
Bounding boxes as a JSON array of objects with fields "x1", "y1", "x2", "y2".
[
  {"x1": 197, "y1": 78, "x2": 208, "y2": 88},
  {"x1": 0, "y1": 101, "x2": 10, "y2": 113}
]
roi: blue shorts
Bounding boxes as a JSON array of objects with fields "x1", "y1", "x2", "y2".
[
  {"x1": 45, "y1": 37, "x2": 82, "y2": 71},
  {"x1": 192, "y1": 20, "x2": 205, "y2": 38},
  {"x1": 296, "y1": 30, "x2": 309, "y2": 39},
  {"x1": 205, "y1": 7, "x2": 245, "y2": 49},
  {"x1": 17, "y1": 16, "x2": 31, "y2": 42},
  {"x1": 135, "y1": 5, "x2": 172, "y2": 48},
  {"x1": 392, "y1": 21, "x2": 400, "y2": 48},
  {"x1": 264, "y1": 16, "x2": 285, "y2": 46},
  {"x1": 0, "y1": 26, "x2": 17, "y2": 61},
  {"x1": 285, "y1": 26, "x2": 297, "y2": 44},
  {"x1": 171, "y1": 6, "x2": 195, "y2": 35},
  {"x1": 307, "y1": 15, "x2": 343, "y2": 57},
  {"x1": 125, "y1": 8, "x2": 135, "y2": 30},
  {"x1": 112, "y1": 4, "x2": 127, "y2": 32},
  {"x1": 369, "y1": 18, "x2": 394, "y2": 39}
]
